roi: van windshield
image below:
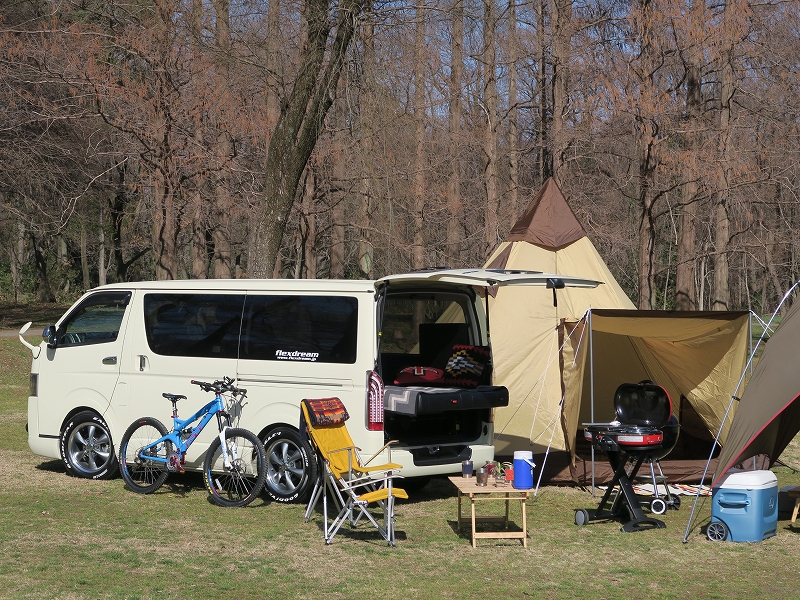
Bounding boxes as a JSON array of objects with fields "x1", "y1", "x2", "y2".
[{"x1": 57, "y1": 291, "x2": 131, "y2": 347}]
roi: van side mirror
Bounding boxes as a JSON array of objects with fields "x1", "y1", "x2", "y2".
[{"x1": 43, "y1": 325, "x2": 58, "y2": 348}]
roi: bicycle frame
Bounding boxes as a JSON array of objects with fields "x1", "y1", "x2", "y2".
[{"x1": 136, "y1": 393, "x2": 236, "y2": 469}]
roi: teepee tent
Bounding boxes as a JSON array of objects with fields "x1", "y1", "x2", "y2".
[
  {"x1": 485, "y1": 180, "x2": 750, "y2": 487},
  {"x1": 484, "y1": 178, "x2": 635, "y2": 456}
]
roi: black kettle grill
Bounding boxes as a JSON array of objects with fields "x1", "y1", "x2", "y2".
[{"x1": 574, "y1": 381, "x2": 679, "y2": 532}]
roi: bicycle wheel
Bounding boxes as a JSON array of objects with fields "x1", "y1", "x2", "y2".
[
  {"x1": 203, "y1": 427, "x2": 267, "y2": 508},
  {"x1": 119, "y1": 417, "x2": 171, "y2": 494}
]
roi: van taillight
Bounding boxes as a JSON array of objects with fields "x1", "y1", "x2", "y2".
[{"x1": 367, "y1": 370, "x2": 384, "y2": 431}]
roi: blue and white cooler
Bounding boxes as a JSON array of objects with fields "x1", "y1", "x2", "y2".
[{"x1": 707, "y1": 469, "x2": 778, "y2": 542}]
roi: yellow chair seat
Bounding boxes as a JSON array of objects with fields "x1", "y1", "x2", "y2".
[{"x1": 358, "y1": 487, "x2": 409, "y2": 504}]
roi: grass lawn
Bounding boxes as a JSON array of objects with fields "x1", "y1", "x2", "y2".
[{"x1": 2, "y1": 337, "x2": 800, "y2": 599}]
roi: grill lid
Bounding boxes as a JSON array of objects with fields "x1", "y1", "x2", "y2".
[{"x1": 614, "y1": 381, "x2": 672, "y2": 428}]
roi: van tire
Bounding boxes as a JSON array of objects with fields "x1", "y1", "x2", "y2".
[
  {"x1": 59, "y1": 411, "x2": 119, "y2": 480},
  {"x1": 262, "y1": 427, "x2": 318, "y2": 503}
]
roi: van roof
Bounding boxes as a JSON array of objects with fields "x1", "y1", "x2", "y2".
[
  {"x1": 90, "y1": 269, "x2": 601, "y2": 294},
  {"x1": 92, "y1": 279, "x2": 377, "y2": 293}
]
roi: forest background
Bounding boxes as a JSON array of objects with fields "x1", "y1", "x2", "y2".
[{"x1": 1, "y1": 0, "x2": 798, "y2": 313}]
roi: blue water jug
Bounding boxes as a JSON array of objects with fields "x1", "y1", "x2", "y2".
[{"x1": 513, "y1": 451, "x2": 536, "y2": 489}]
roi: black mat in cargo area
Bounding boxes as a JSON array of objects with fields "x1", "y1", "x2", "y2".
[{"x1": 384, "y1": 385, "x2": 509, "y2": 416}]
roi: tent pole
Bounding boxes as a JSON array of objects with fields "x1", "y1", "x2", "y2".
[
  {"x1": 589, "y1": 308, "x2": 595, "y2": 496},
  {"x1": 749, "y1": 311, "x2": 753, "y2": 376},
  {"x1": 682, "y1": 286, "x2": 800, "y2": 543}
]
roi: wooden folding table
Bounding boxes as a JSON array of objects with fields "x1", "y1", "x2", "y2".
[{"x1": 448, "y1": 475, "x2": 529, "y2": 548}]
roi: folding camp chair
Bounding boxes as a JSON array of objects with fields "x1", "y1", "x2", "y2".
[{"x1": 300, "y1": 398, "x2": 408, "y2": 546}]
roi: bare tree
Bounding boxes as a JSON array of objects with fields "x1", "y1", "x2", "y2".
[
  {"x1": 447, "y1": 0, "x2": 465, "y2": 266},
  {"x1": 483, "y1": 0, "x2": 500, "y2": 255},
  {"x1": 674, "y1": 0, "x2": 706, "y2": 310},
  {"x1": 248, "y1": 0, "x2": 367, "y2": 278}
]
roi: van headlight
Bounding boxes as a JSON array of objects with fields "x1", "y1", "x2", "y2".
[{"x1": 30, "y1": 373, "x2": 38, "y2": 397}]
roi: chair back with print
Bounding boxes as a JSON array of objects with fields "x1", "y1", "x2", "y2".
[{"x1": 301, "y1": 398, "x2": 359, "y2": 478}]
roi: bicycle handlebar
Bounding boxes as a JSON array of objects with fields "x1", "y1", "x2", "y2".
[{"x1": 190, "y1": 376, "x2": 246, "y2": 396}]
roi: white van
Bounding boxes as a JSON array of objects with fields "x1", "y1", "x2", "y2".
[{"x1": 21, "y1": 269, "x2": 598, "y2": 501}]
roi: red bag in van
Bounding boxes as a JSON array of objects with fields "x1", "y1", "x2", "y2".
[{"x1": 394, "y1": 366, "x2": 445, "y2": 385}]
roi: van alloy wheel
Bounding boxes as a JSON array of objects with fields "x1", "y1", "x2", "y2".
[
  {"x1": 262, "y1": 427, "x2": 317, "y2": 503},
  {"x1": 59, "y1": 411, "x2": 118, "y2": 480}
]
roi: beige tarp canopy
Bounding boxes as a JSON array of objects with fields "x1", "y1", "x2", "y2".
[{"x1": 561, "y1": 310, "x2": 751, "y2": 467}]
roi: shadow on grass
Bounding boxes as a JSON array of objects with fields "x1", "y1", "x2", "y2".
[
  {"x1": 35, "y1": 459, "x2": 66, "y2": 473},
  {"x1": 34, "y1": 459, "x2": 267, "y2": 506},
  {"x1": 445, "y1": 518, "x2": 527, "y2": 543},
  {"x1": 303, "y1": 500, "x2": 410, "y2": 546}
]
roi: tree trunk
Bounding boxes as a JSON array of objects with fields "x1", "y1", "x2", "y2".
[
  {"x1": 635, "y1": 0, "x2": 658, "y2": 309},
  {"x1": 191, "y1": 191, "x2": 208, "y2": 279},
  {"x1": 675, "y1": 0, "x2": 704, "y2": 311},
  {"x1": 249, "y1": 0, "x2": 366, "y2": 278},
  {"x1": 211, "y1": 0, "x2": 233, "y2": 279},
  {"x1": 31, "y1": 232, "x2": 54, "y2": 302},
  {"x1": 211, "y1": 132, "x2": 233, "y2": 278},
  {"x1": 10, "y1": 221, "x2": 25, "y2": 303},
  {"x1": 551, "y1": 0, "x2": 572, "y2": 182},
  {"x1": 483, "y1": 0, "x2": 499, "y2": 255},
  {"x1": 538, "y1": 0, "x2": 549, "y2": 180},
  {"x1": 80, "y1": 220, "x2": 90, "y2": 290},
  {"x1": 331, "y1": 144, "x2": 347, "y2": 278},
  {"x1": 301, "y1": 170, "x2": 318, "y2": 278},
  {"x1": 98, "y1": 204, "x2": 106, "y2": 286},
  {"x1": 507, "y1": 0, "x2": 519, "y2": 223},
  {"x1": 446, "y1": 0, "x2": 464, "y2": 267},
  {"x1": 265, "y1": 0, "x2": 281, "y2": 134},
  {"x1": 357, "y1": 1, "x2": 375, "y2": 278},
  {"x1": 412, "y1": 3, "x2": 426, "y2": 271},
  {"x1": 152, "y1": 173, "x2": 179, "y2": 281},
  {"x1": 712, "y1": 0, "x2": 736, "y2": 311}
]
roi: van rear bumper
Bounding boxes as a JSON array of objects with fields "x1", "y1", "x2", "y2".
[
  {"x1": 27, "y1": 396, "x2": 59, "y2": 460},
  {"x1": 392, "y1": 444, "x2": 495, "y2": 477},
  {"x1": 28, "y1": 435, "x2": 59, "y2": 460}
]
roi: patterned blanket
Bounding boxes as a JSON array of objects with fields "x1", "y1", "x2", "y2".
[{"x1": 302, "y1": 397, "x2": 350, "y2": 426}]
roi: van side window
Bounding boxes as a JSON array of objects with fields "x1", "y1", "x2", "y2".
[
  {"x1": 57, "y1": 291, "x2": 132, "y2": 348},
  {"x1": 240, "y1": 295, "x2": 358, "y2": 364},
  {"x1": 144, "y1": 294, "x2": 245, "y2": 358}
]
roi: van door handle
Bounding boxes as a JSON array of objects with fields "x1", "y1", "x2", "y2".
[
  {"x1": 139, "y1": 355, "x2": 146, "y2": 371},
  {"x1": 102, "y1": 356, "x2": 117, "y2": 365}
]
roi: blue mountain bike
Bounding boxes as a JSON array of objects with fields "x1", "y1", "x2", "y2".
[{"x1": 119, "y1": 377, "x2": 267, "y2": 508}]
